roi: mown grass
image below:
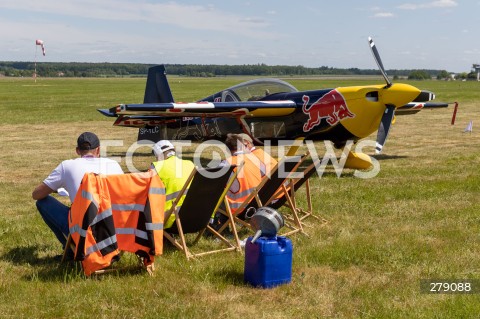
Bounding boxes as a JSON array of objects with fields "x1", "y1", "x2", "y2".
[{"x1": 0, "y1": 75, "x2": 479, "y2": 318}]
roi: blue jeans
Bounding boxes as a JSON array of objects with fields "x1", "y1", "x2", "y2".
[{"x1": 35, "y1": 195, "x2": 70, "y2": 247}]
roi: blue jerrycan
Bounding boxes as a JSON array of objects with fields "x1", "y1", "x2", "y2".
[{"x1": 244, "y1": 236, "x2": 293, "y2": 288}]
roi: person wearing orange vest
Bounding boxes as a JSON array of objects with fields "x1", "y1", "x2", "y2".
[
  {"x1": 237, "y1": 133, "x2": 291, "y2": 205},
  {"x1": 223, "y1": 133, "x2": 264, "y2": 215},
  {"x1": 209, "y1": 133, "x2": 265, "y2": 232},
  {"x1": 237, "y1": 133, "x2": 278, "y2": 177},
  {"x1": 151, "y1": 140, "x2": 194, "y2": 229}
]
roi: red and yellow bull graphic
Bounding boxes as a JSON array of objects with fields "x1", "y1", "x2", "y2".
[{"x1": 302, "y1": 89, "x2": 355, "y2": 132}]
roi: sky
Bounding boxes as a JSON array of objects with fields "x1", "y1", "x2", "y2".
[{"x1": 0, "y1": 0, "x2": 478, "y2": 73}]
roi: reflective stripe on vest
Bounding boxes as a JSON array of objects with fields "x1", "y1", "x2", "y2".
[
  {"x1": 226, "y1": 153, "x2": 263, "y2": 215},
  {"x1": 86, "y1": 235, "x2": 117, "y2": 256},
  {"x1": 252, "y1": 148, "x2": 282, "y2": 200},
  {"x1": 69, "y1": 170, "x2": 165, "y2": 276},
  {"x1": 252, "y1": 148, "x2": 278, "y2": 177}
]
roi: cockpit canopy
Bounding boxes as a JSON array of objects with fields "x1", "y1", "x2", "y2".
[{"x1": 203, "y1": 78, "x2": 298, "y2": 102}]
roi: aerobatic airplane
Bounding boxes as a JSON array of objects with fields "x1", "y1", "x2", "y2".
[{"x1": 99, "y1": 37, "x2": 451, "y2": 169}]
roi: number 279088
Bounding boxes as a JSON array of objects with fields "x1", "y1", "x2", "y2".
[{"x1": 420, "y1": 280, "x2": 480, "y2": 294}]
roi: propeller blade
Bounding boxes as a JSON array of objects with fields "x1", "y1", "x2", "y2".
[
  {"x1": 368, "y1": 37, "x2": 392, "y2": 88},
  {"x1": 375, "y1": 105, "x2": 396, "y2": 154}
]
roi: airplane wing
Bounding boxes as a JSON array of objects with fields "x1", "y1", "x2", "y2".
[
  {"x1": 98, "y1": 100, "x2": 297, "y2": 128},
  {"x1": 395, "y1": 102, "x2": 449, "y2": 115}
]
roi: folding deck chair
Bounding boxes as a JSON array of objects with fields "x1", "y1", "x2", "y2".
[
  {"x1": 163, "y1": 164, "x2": 242, "y2": 260},
  {"x1": 269, "y1": 158, "x2": 327, "y2": 225},
  {"x1": 218, "y1": 154, "x2": 309, "y2": 236}
]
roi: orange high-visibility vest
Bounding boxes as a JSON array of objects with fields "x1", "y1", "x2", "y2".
[
  {"x1": 252, "y1": 148, "x2": 278, "y2": 177},
  {"x1": 69, "y1": 170, "x2": 165, "y2": 276},
  {"x1": 252, "y1": 148, "x2": 285, "y2": 201},
  {"x1": 226, "y1": 152, "x2": 263, "y2": 215}
]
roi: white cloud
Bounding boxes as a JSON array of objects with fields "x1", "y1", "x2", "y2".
[
  {"x1": 431, "y1": 0, "x2": 458, "y2": 7},
  {"x1": 0, "y1": 16, "x2": 244, "y2": 63},
  {"x1": 464, "y1": 49, "x2": 480, "y2": 55},
  {"x1": 0, "y1": 0, "x2": 277, "y2": 39},
  {"x1": 398, "y1": 0, "x2": 458, "y2": 10},
  {"x1": 0, "y1": 0, "x2": 473, "y2": 71},
  {"x1": 397, "y1": 3, "x2": 418, "y2": 10},
  {"x1": 373, "y1": 12, "x2": 394, "y2": 18}
]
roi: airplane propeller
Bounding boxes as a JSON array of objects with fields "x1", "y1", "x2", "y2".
[
  {"x1": 368, "y1": 36, "x2": 396, "y2": 154},
  {"x1": 368, "y1": 36, "x2": 391, "y2": 88},
  {"x1": 375, "y1": 104, "x2": 395, "y2": 154},
  {"x1": 368, "y1": 36, "x2": 434, "y2": 154}
]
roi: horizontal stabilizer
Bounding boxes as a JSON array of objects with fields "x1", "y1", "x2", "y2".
[
  {"x1": 418, "y1": 102, "x2": 449, "y2": 108},
  {"x1": 396, "y1": 102, "x2": 449, "y2": 115},
  {"x1": 98, "y1": 108, "x2": 117, "y2": 117}
]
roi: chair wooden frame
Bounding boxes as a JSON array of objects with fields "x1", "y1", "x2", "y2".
[
  {"x1": 218, "y1": 154, "x2": 309, "y2": 236},
  {"x1": 271, "y1": 159, "x2": 328, "y2": 233},
  {"x1": 163, "y1": 164, "x2": 243, "y2": 260}
]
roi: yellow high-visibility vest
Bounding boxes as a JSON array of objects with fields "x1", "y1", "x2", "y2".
[{"x1": 153, "y1": 156, "x2": 194, "y2": 229}]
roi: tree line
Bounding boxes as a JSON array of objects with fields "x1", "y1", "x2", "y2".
[{"x1": 0, "y1": 61, "x2": 460, "y2": 79}]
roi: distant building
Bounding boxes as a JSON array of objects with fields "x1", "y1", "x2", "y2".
[{"x1": 473, "y1": 64, "x2": 480, "y2": 81}]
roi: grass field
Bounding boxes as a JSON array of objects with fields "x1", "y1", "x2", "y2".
[{"x1": 0, "y1": 75, "x2": 479, "y2": 318}]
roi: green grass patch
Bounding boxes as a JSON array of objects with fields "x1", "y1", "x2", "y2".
[{"x1": 1, "y1": 76, "x2": 480, "y2": 318}]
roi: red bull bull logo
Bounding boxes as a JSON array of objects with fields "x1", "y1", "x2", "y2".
[{"x1": 302, "y1": 89, "x2": 355, "y2": 132}]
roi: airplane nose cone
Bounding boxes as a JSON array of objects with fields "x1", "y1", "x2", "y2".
[{"x1": 380, "y1": 83, "x2": 421, "y2": 107}]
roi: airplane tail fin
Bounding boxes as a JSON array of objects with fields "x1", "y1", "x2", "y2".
[
  {"x1": 143, "y1": 65, "x2": 174, "y2": 103},
  {"x1": 138, "y1": 65, "x2": 173, "y2": 143}
]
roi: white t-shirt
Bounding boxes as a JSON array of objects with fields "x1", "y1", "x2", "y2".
[{"x1": 43, "y1": 157, "x2": 124, "y2": 202}]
